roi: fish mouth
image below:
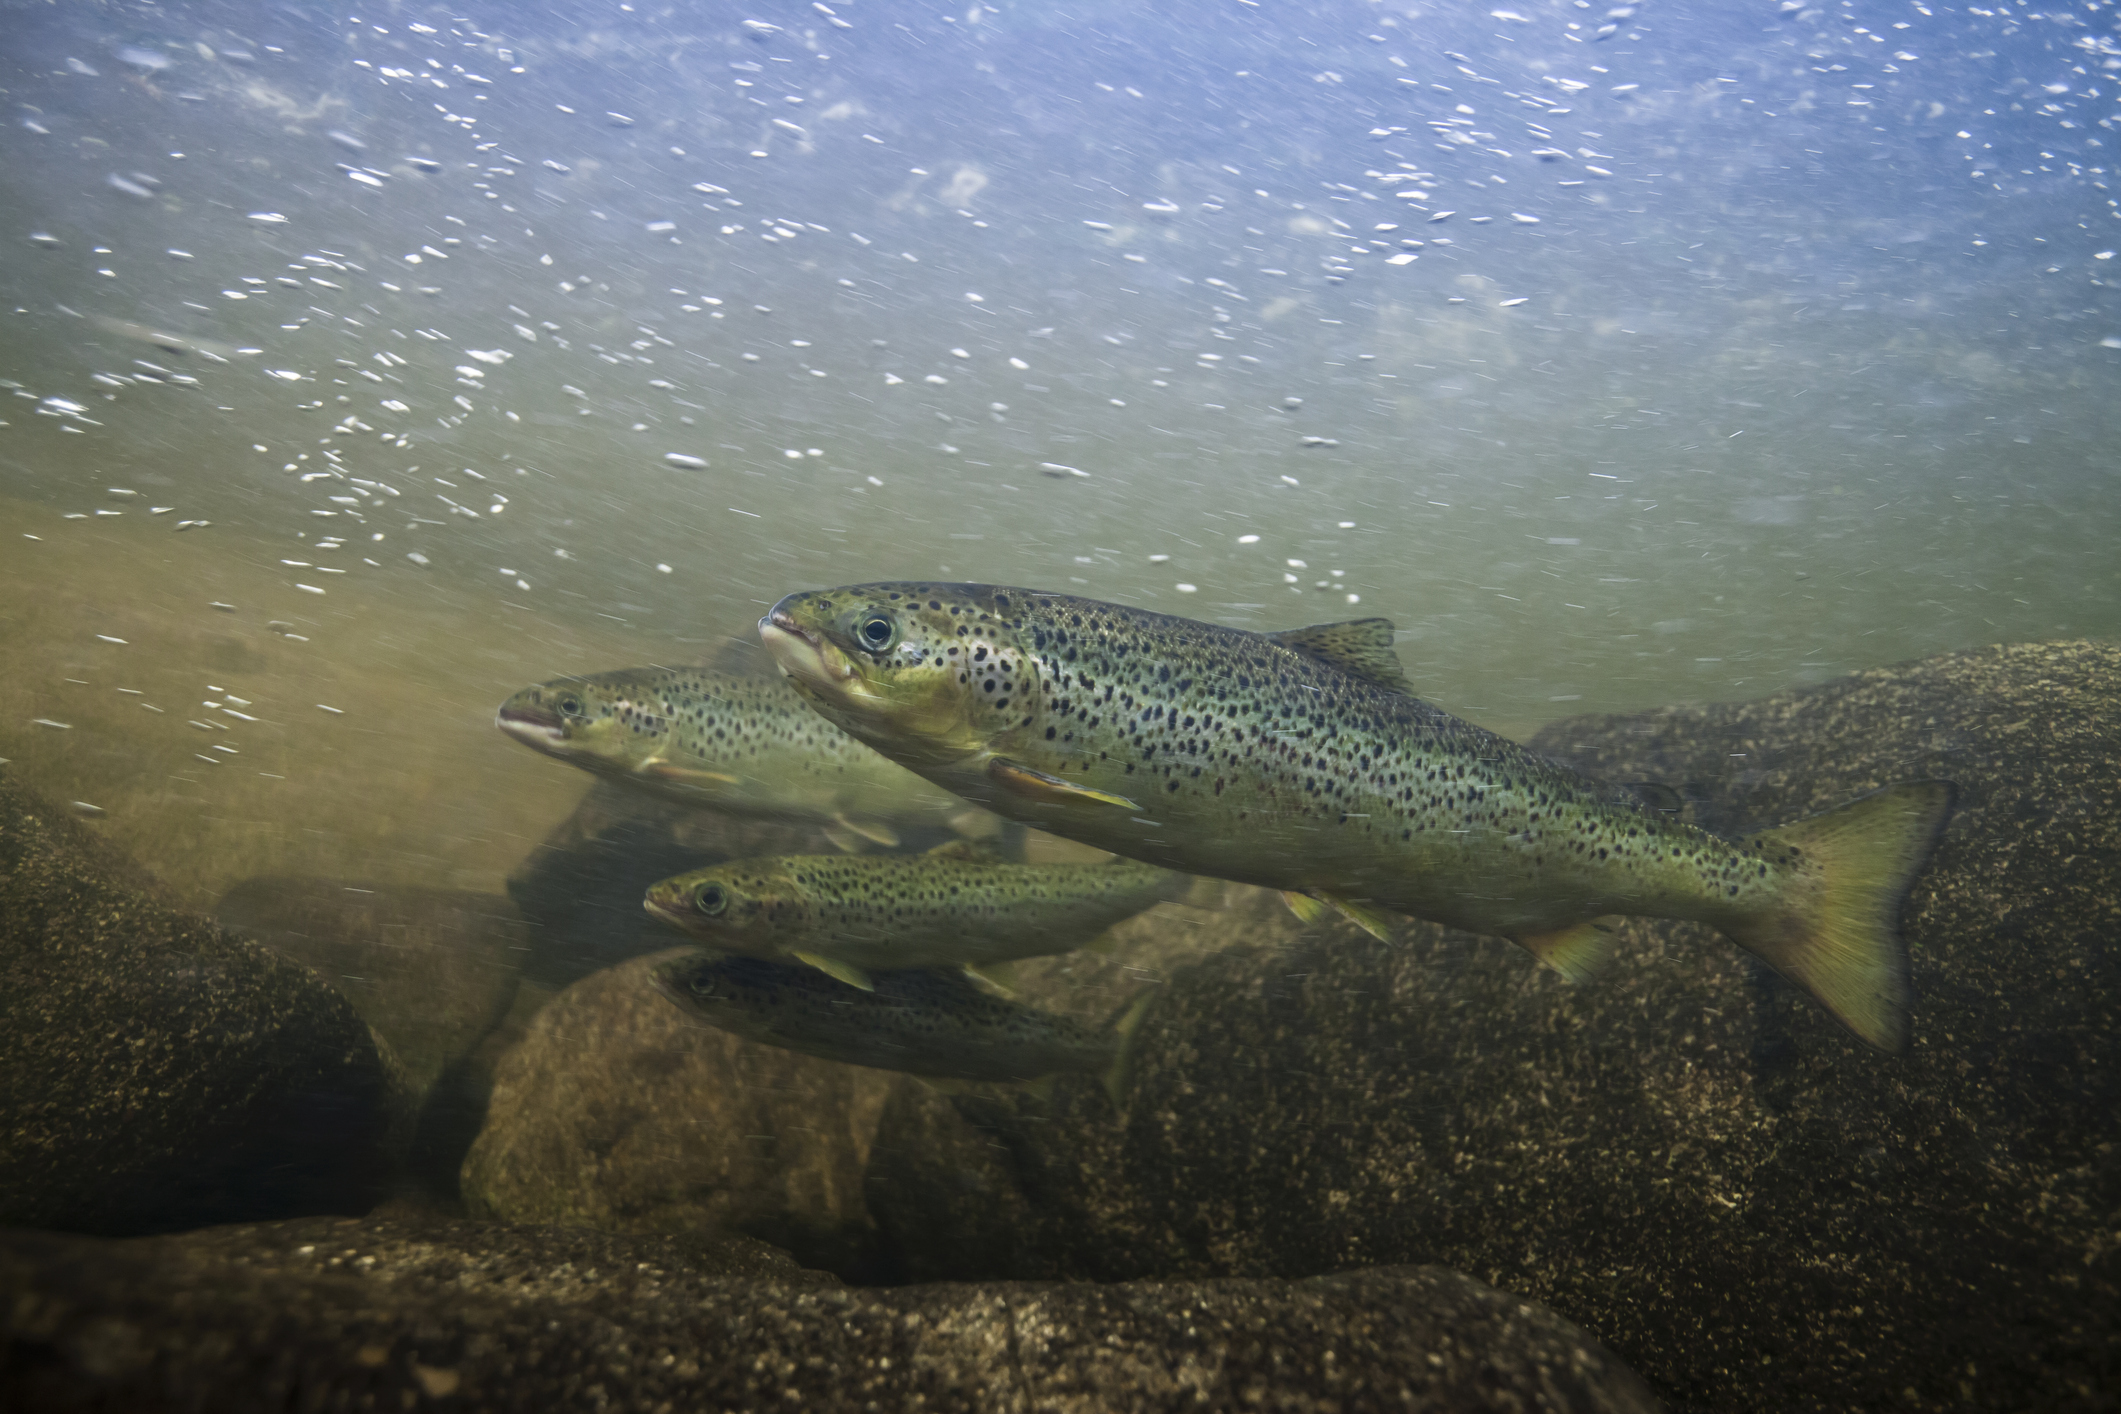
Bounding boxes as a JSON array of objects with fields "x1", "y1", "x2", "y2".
[
  {"x1": 759, "y1": 607, "x2": 863, "y2": 700},
  {"x1": 495, "y1": 701, "x2": 567, "y2": 752},
  {"x1": 642, "y1": 893, "x2": 693, "y2": 931}
]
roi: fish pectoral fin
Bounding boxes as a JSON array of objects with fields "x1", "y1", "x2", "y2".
[
  {"x1": 1102, "y1": 988, "x2": 1156, "y2": 1115},
  {"x1": 1280, "y1": 890, "x2": 1330, "y2": 925},
  {"x1": 1282, "y1": 890, "x2": 1394, "y2": 941},
  {"x1": 793, "y1": 951, "x2": 875, "y2": 991},
  {"x1": 1016, "y1": 1073, "x2": 1060, "y2": 1104},
  {"x1": 1082, "y1": 929, "x2": 1120, "y2": 958},
  {"x1": 821, "y1": 824, "x2": 867, "y2": 854},
  {"x1": 638, "y1": 760, "x2": 741, "y2": 787},
  {"x1": 1514, "y1": 916, "x2": 1625, "y2": 985},
  {"x1": 1268, "y1": 618, "x2": 1410, "y2": 691},
  {"x1": 925, "y1": 837, "x2": 1005, "y2": 864},
  {"x1": 987, "y1": 757, "x2": 1140, "y2": 811},
  {"x1": 833, "y1": 814, "x2": 901, "y2": 848}
]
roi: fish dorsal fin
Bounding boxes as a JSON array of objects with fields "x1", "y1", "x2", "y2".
[
  {"x1": 1269, "y1": 618, "x2": 1409, "y2": 691},
  {"x1": 925, "y1": 838, "x2": 1004, "y2": 864}
]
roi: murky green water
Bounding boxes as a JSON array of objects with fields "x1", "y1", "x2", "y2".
[{"x1": 1, "y1": 1, "x2": 2117, "y2": 1403}]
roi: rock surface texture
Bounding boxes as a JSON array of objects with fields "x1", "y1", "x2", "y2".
[
  {"x1": 0, "y1": 777, "x2": 400, "y2": 1236},
  {"x1": 863, "y1": 641, "x2": 2121, "y2": 1413},
  {"x1": 0, "y1": 1213, "x2": 1659, "y2": 1414},
  {"x1": 460, "y1": 949, "x2": 898, "y2": 1277}
]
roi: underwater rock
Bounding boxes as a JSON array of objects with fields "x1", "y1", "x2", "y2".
[
  {"x1": 863, "y1": 641, "x2": 2121, "y2": 1413},
  {"x1": 0, "y1": 776, "x2": 400, "y2": 1235},
  {"x1": 460, "y1": 949, "x2": 897, "y2": 1278},
  {"x1": 214, "y1": 878, "x2": 527, "y2": 1102},
  {"x1": 0, "y1": 1213, "x2": 1659, "y2": 1414}
]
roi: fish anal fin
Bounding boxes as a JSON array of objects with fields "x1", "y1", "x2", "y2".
[
  {"x1": 948, "y1": 807, "x2": 1004, "y2": 839},
  {"x1": 822, "y1": 824, "x2": 867, "y2": 854},
  {"x1": 833, "y1": 813, "x2": 900, "y2": 848},
  {"x1": 794, "y1": 951, "x2": 875, "y2": 991},
  {"x1": 1282, "y1": 889, "x2": 1393, "y2": 941},
  {"x1": 1018, "y1": 1073, "x2": 1059, "y2": 1104},
  {"x1": 987, "y1": 757, "x2": 1140, "y2": 811},
  {"x1": 1268, "y1": 618, "x2": 1409, "y2": 691},
  {"x1": 1516, "y1": 916, "x2": 1625, "y2": 985}
]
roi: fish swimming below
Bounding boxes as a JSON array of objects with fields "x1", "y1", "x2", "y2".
[
  {"x1": 650, "y1": 949, "x2": 1150, "y2": 1107},
  {"x1": 494, "y1": 665, "x2": 992, "y2": 850},
  {"x1": 758, "y1": 581, "x2": 1955, "y2": 1052},
  {"x1": 643, "y1": 843, "x2": 1193, "y2": 989}
]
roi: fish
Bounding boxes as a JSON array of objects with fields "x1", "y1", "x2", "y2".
[
  {"x1": 494, "y1": 666, "x2": 994, "y2": 850},
  {"x1": 758, "y1": 583, "x2": 1955, "y2": 1052},
  {"x1": 650, "y1": 950, "x2": 1151, "y2": 1106},
  {"x1": 642, "y1": 843, "x2": 1192, "y2": 988}
]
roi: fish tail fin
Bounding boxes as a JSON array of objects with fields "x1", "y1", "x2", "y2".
[
  {"x1": 1101, "y1": 989, "x2": 1157, "y2": 1114},
  {"x1": 1730, "y1": 780, "x2": 1956, "y2": 1052}
]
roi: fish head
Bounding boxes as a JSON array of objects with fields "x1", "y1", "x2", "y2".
[
  {"x1": 495, "y1": 673, "x2": 670, "y2": 775},
  {"x1": 760, "y1": 583, "x2": 1041, "y2": 768},
  {"x1": 642, "y1": 865, "x2": 791, "y2": 947},
  {"x1": 651, "y1": 950, "x2": 732, "y2": 1017}
]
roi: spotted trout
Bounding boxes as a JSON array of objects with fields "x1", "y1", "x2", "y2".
[
  {"x1": 642, "y1": 844, "x2": 1189, "y2": 989},
  {"x1": 495, "y1": 666, "x2": 992, "y2": 849},
  {"x1": 651, "y1": 950, "x2": 1150, "y2": 1105},
  {"x1": 758, "y1": 583, "x2": 1954, "y2": 1051}
]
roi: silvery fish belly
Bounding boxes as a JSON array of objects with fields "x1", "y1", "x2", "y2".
[
  {"x1": 642, "y1": 847, "x2": 1188, "y2": 987},
  {"x1": 494, "y1": 665, "x2": 988, "y2": 847},
  {"x1": 759, "y1": 582, "x2": 1954, "y2": 1052},
  {"x1": 650, "y1": 951, "x2": 1140, "y2": 1104}
]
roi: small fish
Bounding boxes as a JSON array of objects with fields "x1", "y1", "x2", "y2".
[
  {"x1": 651, "y1": 950, "x2": 1150, "y2": 1105},
  {"x1": 643, "y1": 844, "x2": 1190, "y2": 987},
  {"x1": 759, "y1": 583, "x2": 1954, "y2": 1052},
  {"x1": 495, "y1": 666, "x2": 994, "y2": 849}
]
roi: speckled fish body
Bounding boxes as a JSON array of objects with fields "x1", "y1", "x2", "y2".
[
  {"x1": 494, "y1": 666, "x2": 983, "y2": 842},
  {"x1": 758, "y1": 582, "x2": 1954, "y2": 1051},
  {"x1": 644, "y1": 852, "x2": 1187, "y2": 975},
  {"x1": 650, "y1": 950, "x2": 1126, "y2": 1091}
]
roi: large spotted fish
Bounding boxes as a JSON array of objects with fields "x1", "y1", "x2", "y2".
[
  {"x1": 757, "y1": 582, "x2": 1953, "y2": 1051},
  {"x1": 495, "y1": 666, "x2": 992, "y2": 850}
]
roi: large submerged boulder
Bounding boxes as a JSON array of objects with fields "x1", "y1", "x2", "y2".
[
  {"x1": 0, "y1": 1212, "x2": 1659, "y2": 1413},
  {"x1": 862, "y1": 641, "x2": 2121, "y2": 1413},
  {"x1": 0, "y1": 777, "x2": 401, "y2": 1236},
  {"x1": 460, "y1": 949, "x2": 899, "y2": 1278}
]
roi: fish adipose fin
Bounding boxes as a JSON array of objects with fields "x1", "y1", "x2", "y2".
[
  {"x1": 793, "y1": 951, "x2": 875, "y2": 991},
  {"x1": 1269, "y1": 618, "x2": 1410, "y2": 691},
  {"x1": 987, "y1": 757, "x2": 1140, "y2": 811},
  {"x1": 1728, "y1": 780, "x2": 1956, "y2": 1053},
  {"x1": 1516, "y1": 916, "x2": 1625, "y2": 984},
  {"x1": 1281, "y1": 889, "x2": 1394, "y2": 941}
]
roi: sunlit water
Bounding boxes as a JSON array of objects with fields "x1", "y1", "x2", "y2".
[{"x1": 2, "y1": 0, "x2": 2116, "y2": 902}]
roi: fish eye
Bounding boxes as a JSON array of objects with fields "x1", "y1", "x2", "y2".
[
  {"x1": 557, "y1": 695, "x2": 584, "y2": 717},
  {"x1": 688, "y1": 977, "x2": 711, "y2": 995},
  {"x1": 856, "y1": 613, "x2": 897, "y2": 652},
  {"x1": 694, "y1": 883, "x2": 729, "y2": 916}
]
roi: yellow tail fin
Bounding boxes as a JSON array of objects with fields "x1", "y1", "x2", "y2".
[{"x1": 1731, "y1": 781, "x2": 1954, "y2": 1052}]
